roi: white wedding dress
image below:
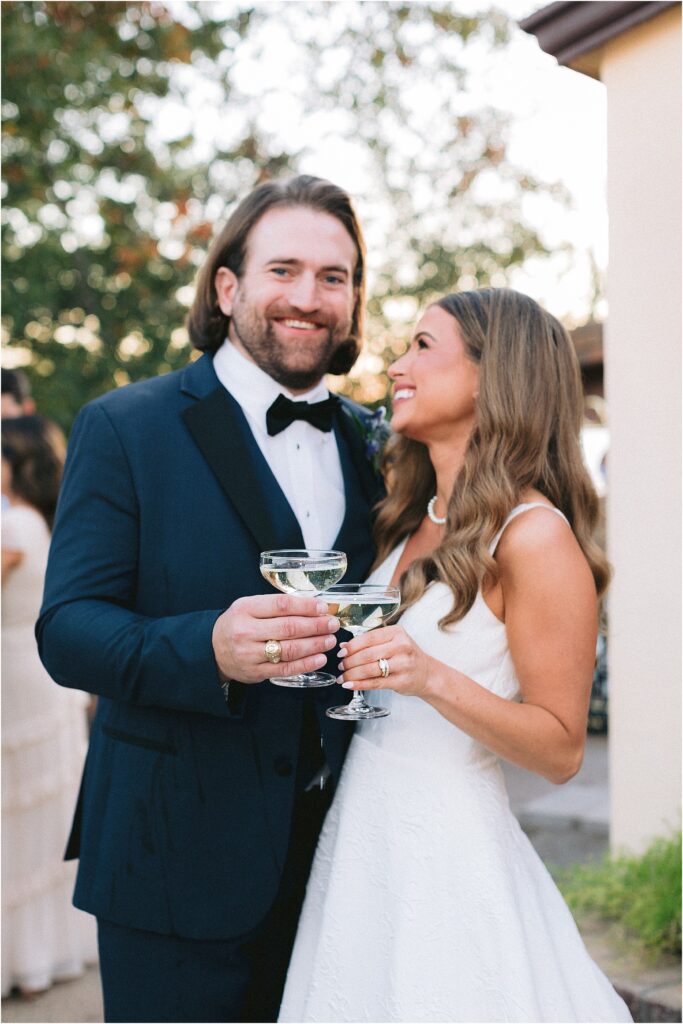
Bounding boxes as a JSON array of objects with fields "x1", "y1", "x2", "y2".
[{"x1": 279, "y1": 504, "x2": 632, "y2": 1023}]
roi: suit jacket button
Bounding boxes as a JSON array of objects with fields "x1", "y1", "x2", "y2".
[{"x1": 274, "y1": 755, "x2": 293, "y2": 777}]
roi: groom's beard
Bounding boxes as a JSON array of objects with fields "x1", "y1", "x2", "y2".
[{"x1": 228, "y1": 295, "x2": 357, "y2": 391}]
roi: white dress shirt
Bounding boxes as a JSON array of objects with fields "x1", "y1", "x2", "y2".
[{"x1": 212, "y1": 340, "x2": 346, "y2": 550}]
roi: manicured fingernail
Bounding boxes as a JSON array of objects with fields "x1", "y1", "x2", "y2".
[
  {"x1": 337, "y1": 660, "x2": 345, "y2": 670},
  {"x1": 336, "y1": 675, "x2": 344, "y2": 684},
  {"x1": 328, "y1": 617, "x2": 340, "y2": 631},
  {"x1": 341, "y1": 682, "x2": 354, "y2": 689},
  {"x1": 338, "y1": 647, "x2": 348, "y2": 658},
  {"x1": 316, "y1": 601, "x2": 328, "y2": 613}
]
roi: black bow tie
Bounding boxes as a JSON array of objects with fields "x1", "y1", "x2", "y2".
[{"x1": 266, "y1": 393, "x2": 339, "y2": 437}]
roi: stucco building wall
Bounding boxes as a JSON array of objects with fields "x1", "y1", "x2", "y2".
[{"x1": 601, "y1": 5, "x2": 681, "y2": 852}]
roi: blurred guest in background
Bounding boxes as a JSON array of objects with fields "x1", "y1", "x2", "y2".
[
  {"x1": 1, "y1": 371, "x2": 37, "y2": 511},
  {"x1": 1, "y1": 369, "x2": 36, "y2": 419},
  {"x1": 1, "y1": 415, "x2": 97, "y2": 999}
]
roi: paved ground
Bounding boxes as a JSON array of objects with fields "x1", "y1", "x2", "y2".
[
  {"x1": 2, "y1": 966, "x2": 103, "y2": 1024},
  {"x1": 3, "y1": 735, "x2": 680, "y2": 1023}
]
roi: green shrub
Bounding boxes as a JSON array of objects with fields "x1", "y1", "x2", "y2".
[{"x1": 556, "y1": 832, "x2": 681, "y2": 958}]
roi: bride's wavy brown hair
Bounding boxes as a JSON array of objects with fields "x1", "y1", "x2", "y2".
[{"x1": 373, "y1": 288, "x2": 610, "y2": 627}]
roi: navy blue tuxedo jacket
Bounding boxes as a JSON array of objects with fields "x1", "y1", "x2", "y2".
[{"x1": 37, "y1": 353, "x2": 381, "y2": 941}]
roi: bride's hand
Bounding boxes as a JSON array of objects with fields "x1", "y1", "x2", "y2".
[{"x1": 337, "y1": 625, "x2": 433, "y2": 698}]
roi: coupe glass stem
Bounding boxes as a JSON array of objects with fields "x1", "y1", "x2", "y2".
[{"x1": 346, "y1": 690, "x2": 370, "y2": 714}]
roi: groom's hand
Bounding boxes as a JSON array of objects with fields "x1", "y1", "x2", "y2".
[{"x1": 212, "y1": 594, "x2": 340, "y2": 684}]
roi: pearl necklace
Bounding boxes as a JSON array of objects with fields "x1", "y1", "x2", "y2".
[{"x1": 427, "y1": 496, "x2": 447, "y2": 525}]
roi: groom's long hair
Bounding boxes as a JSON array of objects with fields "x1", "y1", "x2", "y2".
[
  {"x1": 373, "y1": 288, "x2": 610, "y2": 628},
  {"x1": 187, "y1": 175, "x2": 366, "y2": 375}
]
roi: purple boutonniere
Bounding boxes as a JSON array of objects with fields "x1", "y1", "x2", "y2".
[{"x1": 343, "y1": 405, "x2": 390, "y2": 476}]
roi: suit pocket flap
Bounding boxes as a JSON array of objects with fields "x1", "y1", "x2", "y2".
[{"x1": 102, "y1": 725, "x2": 177, "y2": 756}]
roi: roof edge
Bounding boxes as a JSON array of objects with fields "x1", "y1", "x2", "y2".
[{"x1": 519, "y1": 1, "x2": 679, "y2": 67}]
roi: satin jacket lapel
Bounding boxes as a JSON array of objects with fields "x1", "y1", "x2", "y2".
[
  {"x1": 331, "y1": 406, "x2": 384, "y2": 584},
  {"x1": 182, "y1": 377, "x2": 303, "y2": 552},
  {"x1": 333, "y1": 401, "x2": 385, "y2": 531}
]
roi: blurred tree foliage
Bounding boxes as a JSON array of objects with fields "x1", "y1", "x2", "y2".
[{"x1": 2, "y1": 1, "x2": 565, "y2": 430}]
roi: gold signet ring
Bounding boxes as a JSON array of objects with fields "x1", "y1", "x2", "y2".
[
  {"x1": 264, "y1": 639, "x2": 283, "y2": 664},
  {"x1": 378, "y1": 657, "x2": 390, "y2": 678}
]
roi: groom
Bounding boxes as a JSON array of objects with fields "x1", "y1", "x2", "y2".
[{"x1": 37, "y1": 175, "x2": 383, "y2": 1022}]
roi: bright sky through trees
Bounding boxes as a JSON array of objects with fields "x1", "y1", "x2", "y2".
[{"x1": 153, "y1": 0, "x2": 607, "y2": 324}]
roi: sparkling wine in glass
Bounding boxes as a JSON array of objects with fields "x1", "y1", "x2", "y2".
[
  {"x1": 259, "y1": 549, "x2": 347, "y2": 687},
  {"x1": 324, "y1": 584, "x2": 401, "y2": 720}
]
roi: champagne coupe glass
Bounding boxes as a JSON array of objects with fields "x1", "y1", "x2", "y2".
[
  {"x1": 259, "y1": 549, "x2": 347, "y2": 687},
  {"x1": 324, "y1": 584, "x2": 401, "y2": 720}
]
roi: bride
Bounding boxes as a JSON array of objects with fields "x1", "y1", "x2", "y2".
[{"x1": 279, "y1": 288, "x2": 632, "y2": 1023}]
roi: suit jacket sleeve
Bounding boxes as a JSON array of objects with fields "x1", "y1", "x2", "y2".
[{"x1": 36, "y1": 401, "x2": 235, "y2": 718}]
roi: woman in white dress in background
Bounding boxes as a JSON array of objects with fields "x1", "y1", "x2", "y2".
[
  {"x1": 2, "y1": 415, "x2": 97, "y2": 998},
  {"x1": 279, "y1": 288, "x2": 632, "y2": 1023}
]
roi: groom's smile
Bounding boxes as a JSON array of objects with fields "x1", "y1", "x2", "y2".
[
  {"x1": 269, "y1": 310, "x2": 330, "y2": 338},
  {"x1": 279, "y1": 319, "x2": 322, "y2": 330},
  {"x1": 214, "y1": 205, "x2": 359, "y2": 393}
]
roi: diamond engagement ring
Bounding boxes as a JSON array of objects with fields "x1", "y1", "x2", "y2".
[
  {"x1": 264, "y1": 639, "x2": 283, "y2": 664},
  {"x1": 378, "y1": 657, "x2": 390, "y2": 679}
]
